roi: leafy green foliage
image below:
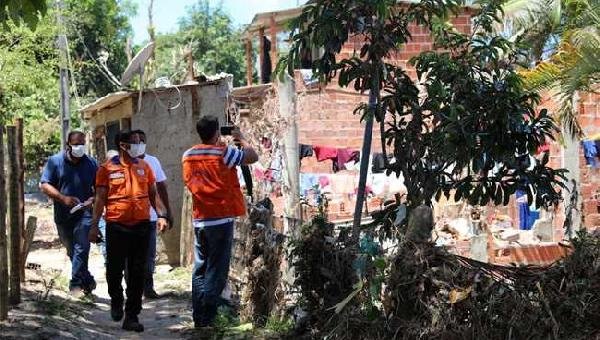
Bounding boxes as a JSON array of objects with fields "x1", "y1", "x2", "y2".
[
  {"x1": 0, "y1": 0, "x2": 47, "y2": 30},
  {"x1": 506, "y1": 0, "x2": 600, "y2": 137},
  {"x1": 0, "y1": 18, "x2": 60, "y2": 172},
  {"x1": 152, "y1": 0, "x2": 248, "y2": 86},
  {"x1": 63, "y1": 0, "x2": 134, "y2": 98},
  {"x1": 282, "y1": 0, "x2": 566, "y2": 216},
  {"x1": 0, "y1": 0, "x2": 133, "y2": 176}
]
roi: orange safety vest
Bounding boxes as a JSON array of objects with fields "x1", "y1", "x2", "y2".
[
  {"x1": 98, "y1": 156, "x2": 155, "y2": 225},
  {"x1": 182, "y1": 144, "x2": 246, "y2": 220}
]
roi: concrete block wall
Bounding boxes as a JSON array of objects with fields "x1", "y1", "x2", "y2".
[{"x1": 132, "y1": 82, "x2": 229, "y2": 265}]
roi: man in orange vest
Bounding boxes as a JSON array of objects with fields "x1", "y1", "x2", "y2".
[
  {"x1": 182, "y1": 115, "x2": 258, "y2": 328},
  {"x1": 89, "y1": 130, "x2": 169, "y2": 333}
]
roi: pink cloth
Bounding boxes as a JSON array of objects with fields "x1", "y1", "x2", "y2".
[
  {"x1": 336, "y1": 149, "x2": 358, "y2": 166},
  {"x1": 318, "y1": 175, "x2": 330, "y2": 188},
  {"x1": 313, "y1": 145, "x2": 338, "y2": 162}
]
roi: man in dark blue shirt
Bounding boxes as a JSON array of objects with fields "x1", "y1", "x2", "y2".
[{"x1": 40, "y1": 131, "x2": 98, "y2": 297}]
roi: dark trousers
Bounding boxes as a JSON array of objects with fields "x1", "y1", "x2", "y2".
[
  {"x1": 99, "y1": 220, "x2": 157, "y2": 292},
  {"x1": 106, "y1": 221, "x2": 150, "y2": 318},
  {"x1": 192, "y1": 220, "x2": 234, "y2": 326}
]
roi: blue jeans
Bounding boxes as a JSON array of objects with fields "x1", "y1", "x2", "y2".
[
  {"x1": 192, "y1": 221, "x2": 234, "y2": 326},
  {"x1": 56, "y1": 213, "x2": 95, "y2": 290},
  {"x1": 99, "y1": 219, "x2": 157, "y2": 292},
  {"x1": 98, "y1": 218, "x2": 107, "y2": 264}
]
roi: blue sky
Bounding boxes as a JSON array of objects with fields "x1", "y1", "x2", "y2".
[{"x1": 131, "y1": 0, "x2": 307, "y2": 44}]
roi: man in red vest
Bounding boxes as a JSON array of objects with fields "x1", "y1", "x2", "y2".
[{"x1": 182, "y1": 115, "x2": 258, "y2": 328}]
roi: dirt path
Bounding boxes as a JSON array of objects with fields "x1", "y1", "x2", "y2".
[
  {"x1": 0, "y1": 203, "x2": 194, "y2": 339},
  {"x1": 1, "y1": 202, "x2": 283, "y2": 340}
]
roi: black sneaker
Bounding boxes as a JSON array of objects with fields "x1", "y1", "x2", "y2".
[
  {"x1": 122, "y1": 316, "x2": 144, "y2": 332},
  {"x1": 143, "y1": 289, "x2": 160, "y2": 299},
  {"x1": 83, "y1": 281, "x2": 97, "y2": 295},
  {"x1": 110, "y1": 302, "x2": 124, "y2": 322}
]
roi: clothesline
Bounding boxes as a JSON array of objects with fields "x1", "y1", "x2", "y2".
[{"x1": 299, "y1": 143, "x2": 391, "y2": 174}]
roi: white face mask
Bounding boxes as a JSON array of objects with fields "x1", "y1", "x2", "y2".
[
  {"x1": 136, "y1": 143, "x2": 146, "y2": 157},
  {"x1": 70, "y1": 145, "x2": 86, "y2": 158},
  {"x1": 126, "y1": 143, "x2": 145, "y2": 158}
]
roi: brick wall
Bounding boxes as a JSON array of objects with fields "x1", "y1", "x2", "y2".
[
  {"x1": 281, "y1": 10, "x2": 600, "y2": 234},
  {"x1": 577, "y1": 92, "x2": 600, "y2": 229},
  {"x1": 296, "y1": 10, "x2": 474, "y2": 173}
]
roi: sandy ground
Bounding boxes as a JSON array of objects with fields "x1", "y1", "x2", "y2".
[{"x1": 0, "y1": 201, "x2": 195, "y2": 339}]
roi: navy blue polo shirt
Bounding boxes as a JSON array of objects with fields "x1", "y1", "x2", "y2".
[{"x1": 40, "y1": 152, "x2": 98, "y2": 224}]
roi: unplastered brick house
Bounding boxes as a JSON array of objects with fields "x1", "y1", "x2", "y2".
[{"x1": 234, "y1": 3, "x2": 599, "y2": 265}]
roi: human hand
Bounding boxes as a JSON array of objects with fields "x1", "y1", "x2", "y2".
[
  {"x1": 157, "y1": 217, "x2": 169, "y2": 233},
  {"x1": 231, "y1": 127, "x2": 244, "y2": 141},
  {"x1": 88, "y1": 225, "x2": 102, "y2": 243},
  {"x1": 61, "y1": 195, "x2": 81, "y2": 208}
]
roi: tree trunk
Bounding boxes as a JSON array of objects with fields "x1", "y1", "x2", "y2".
[
  {"x1": 278, "y1": 74, "x2": 300, "y2": 237},
  {"x1": 352, "y1": 69, "x2": 380, "y2": 244},
  {"x1": 7, "y1": 126, "x2": 21, "y2": 305},
  {"x1": 0, "y1": 125, "x2": 9, "y2": 319}
]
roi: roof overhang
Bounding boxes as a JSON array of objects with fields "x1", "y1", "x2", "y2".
[
  {"x1": 80, "y1": 91, "x2": 133, "y2": 119},
  {"x1": 243, "y1": 1, "x2": 477, "y2": 38},
  {"x1": 244, "y1": 6, "x2": 305, "y2": 37}
]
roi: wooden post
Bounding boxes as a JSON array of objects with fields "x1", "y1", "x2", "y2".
[
  {"x1": 259, "y1": 27, "x2": 265, "y2": 84},
  {"x1": 7, "y1": 126, "x2": 21, "y2": 305},
  {"x1": 245, "y1": 38, "x2": 253, "y2": 86},
  {"x1": 56, "y1": 0, "x2": 70, "y2": 151},
  {"x1": 179, "y1": 188, "x2": 194, "y2": 266},
  {"x1": 16, "y1": 118, "x2": 24, "y2": 245},
  {"x1": 20, "y1": 216, "x2": 37, "y2": 278},
  {"x1": 269, "y1": 15, "x2": 278, "y2": 68},
  {"x1": 0, "y1": 125, "x2": 8, "y2": 319}
]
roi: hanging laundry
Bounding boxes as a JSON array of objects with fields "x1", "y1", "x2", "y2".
[
  {"x1": 318, "y1": 175, "x2": 330, "y2": 189},
  {"x1": 299, "y1": 144, "x2": 314, "y2": 160},
  {"x1": 582, "y1": 140, "x2": 598, "y2": 168},
  {"x1": 313, "y1": 145, "x2": 338, "y2": 162},
  {"x1": 300, "y1": 173, "x2": 319, "y2": 196},
  {"x1": 537, "y1": 143, "x2": 550, "y2": 154},
  {"x1": 333, "y1": 149, "x2": 359, "y2": 172},
  {"x1": 330, "y1": 174, "x2": 356, "y2": 194},
  {"x1": 345, "y1": 161, "x2": 360, "y2": 171},
  {"x1": 516, "y1": 190, "x2": 531, "y2": 230},
  {"x1": 388, "y1": 173, "x2": 406, "y2": 195},
  {"x1": 372, "y1": 153, "x2": 386, "y2": 173},
  {"x1": 371, "y1": 174, "x2": 387, "y2": 195}
]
